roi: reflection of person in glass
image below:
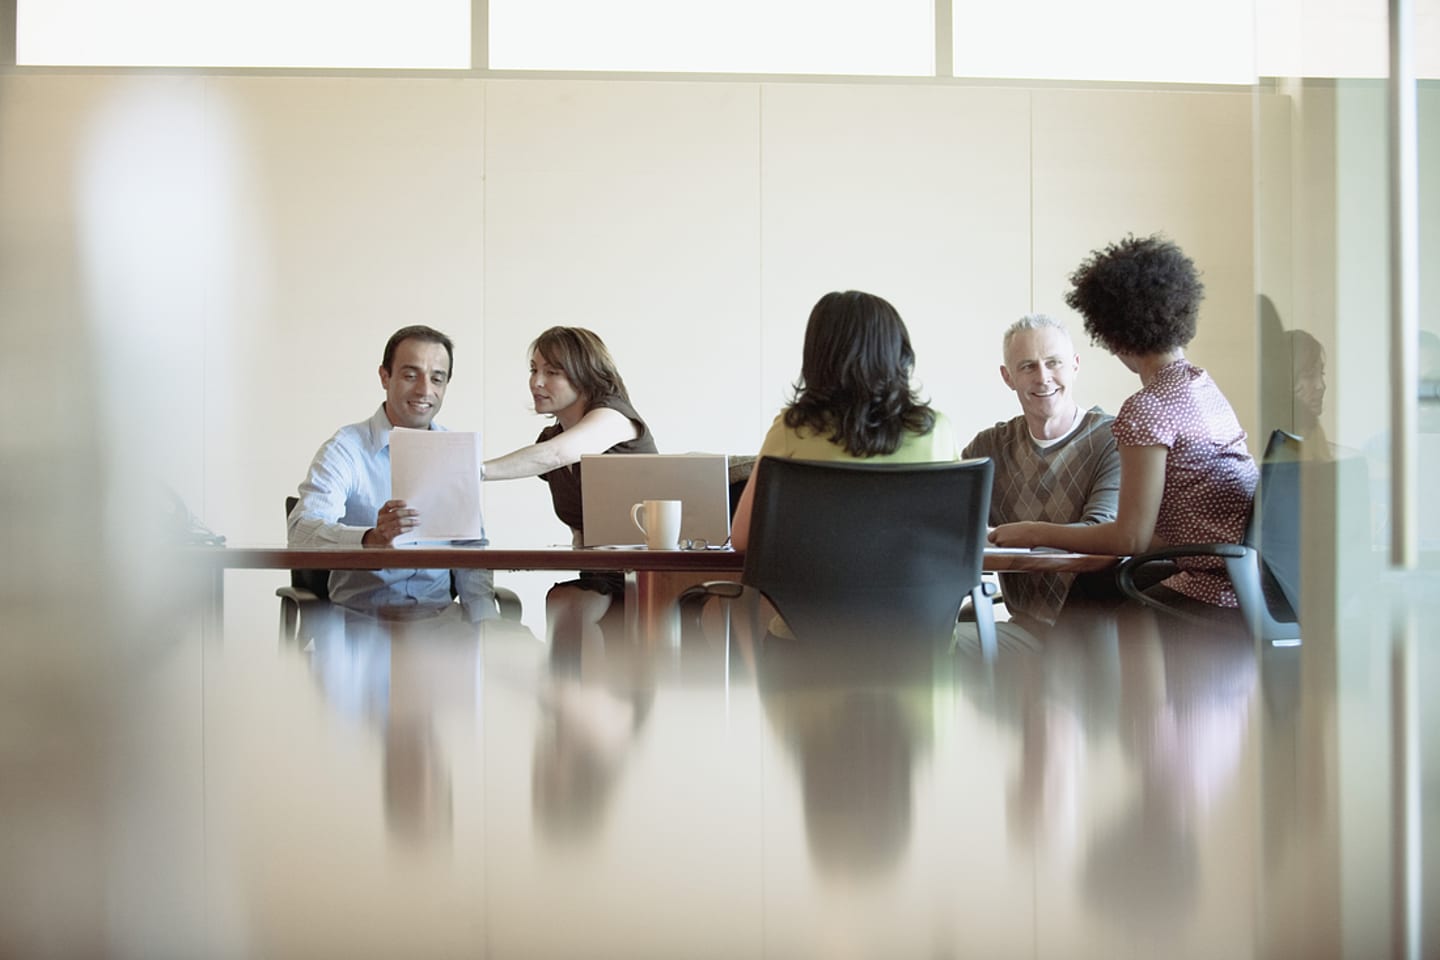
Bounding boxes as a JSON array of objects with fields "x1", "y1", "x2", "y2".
[
  {"x1": 1286, "y1": 329, "x2": 1330, "y2": 457},
  {"x1": 1420, "y1": 330, "x2": 1440, "y2": 434}
]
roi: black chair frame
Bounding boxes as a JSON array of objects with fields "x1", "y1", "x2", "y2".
[
  {"x1": 1115, "y1": 430, "x2": 1302, "y2": 643},
  {"x1": 279, "y1": 496, "x2": 522, "y2": 638},
  {"x1": 682, "y1": 457, "x2": 997, "y2": 655}
]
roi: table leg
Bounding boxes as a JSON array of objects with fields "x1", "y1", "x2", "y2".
[{"x1": 625, "y1": 571, "x2": 742, "y2": 645}]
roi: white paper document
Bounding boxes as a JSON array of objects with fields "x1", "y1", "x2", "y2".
[{"x1": 389, "y1": 427, "x2": 484, "y2": 544}]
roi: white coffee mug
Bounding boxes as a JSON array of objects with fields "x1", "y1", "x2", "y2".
[{"x1": 630, "y1": 499, "x2": 682, "y2": 550}]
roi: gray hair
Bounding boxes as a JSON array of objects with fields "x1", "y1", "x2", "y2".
[{"x1": 1001, "y1": 313, "x2": 1072, "y2": 357}]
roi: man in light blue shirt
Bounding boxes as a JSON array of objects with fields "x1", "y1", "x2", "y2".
[{"x1": 288, "y1": 325, "x2": 495, "y2": 617}]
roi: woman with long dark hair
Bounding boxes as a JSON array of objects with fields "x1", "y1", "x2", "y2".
[{"x1": 730, "y1": 290, "x2": 958, "y2": 550}]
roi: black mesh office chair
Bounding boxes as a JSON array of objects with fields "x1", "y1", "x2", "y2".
[
  {"x1": 278, "y1": 496, "x2": 522, "y2": 639},
  {"x1": 1116, "y1": 430, "x2": 1302, "y2": 643},
  {"x1": 681, "y1": 457, "x2": 996, "y2": 653}
]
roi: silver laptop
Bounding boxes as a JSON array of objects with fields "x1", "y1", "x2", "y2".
[{"x1": 580, "y1": 453, "x2": 732, "y2": 547}]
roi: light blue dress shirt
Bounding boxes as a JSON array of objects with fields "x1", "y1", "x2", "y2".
[{"x1": 288, "y1": 404, "x2": 494, "y2": 614}]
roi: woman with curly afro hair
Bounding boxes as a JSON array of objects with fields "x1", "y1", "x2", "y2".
[
  {"x1": 731, "y1": 290, "x2": 958, "y2": 551},
  {"x1": 990, "y1": 235, "x2": 1258, "y2": 611}
]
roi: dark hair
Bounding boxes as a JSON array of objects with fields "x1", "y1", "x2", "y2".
[
  {"x1": 783, "y1": 291, "x2": 936, "y2": 458},
  {"x1": 530, "y1": 327, "x2": 631, "y2": 411},
  {"x1": 1064, "y1": 235, "x2": 1204, "y2": 356},
  {"x1": 382, "y1": 325, "x2": 455, "y2": 377}
]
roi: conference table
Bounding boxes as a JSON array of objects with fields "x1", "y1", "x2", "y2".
[
  {"x1": 138, "y1": 546, "x2": 1352, "y2": 960},
  {"x1": 183, "y1": 543, "x2": 1120, "y2": 638}
]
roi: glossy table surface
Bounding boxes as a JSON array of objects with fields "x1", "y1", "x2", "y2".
[
  {"x1": 7, "y1": 565, "x2": 1438, "y2": 959},
  {"x1": 182, "y1": 543, "x2": 1122, "y2": 574}
]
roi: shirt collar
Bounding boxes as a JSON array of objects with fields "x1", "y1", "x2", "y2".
[{"x1": 364, "y1": 403, "x2": 445, "y2": 454}]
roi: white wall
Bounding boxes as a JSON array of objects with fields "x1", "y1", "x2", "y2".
[{"x1": 0, "y1": 73, "x2": 1257, "y2": 618}]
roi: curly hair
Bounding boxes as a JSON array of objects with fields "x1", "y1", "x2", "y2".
[
  {"x1": 530, "y1": 326, "x2": 631, "y2": 411},
  {"x1": 1064, "y1": 235, "x2": 1204, "y2": 356},
  {"x1": 783, "y1": 290, "x2": 936, "y2": 458}
]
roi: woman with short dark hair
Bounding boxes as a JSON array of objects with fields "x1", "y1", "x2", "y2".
[
  {"x1": 731, "y1": 290, "x2": 958, "y2": 551},
  {"x1": 990, "y1": 236, "x2": 1258, "y2": 611}
]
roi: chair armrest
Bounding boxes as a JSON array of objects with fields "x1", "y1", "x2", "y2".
[
  {"x1": 1119, "y1": 543, "x2": 1248, "y2": 566},
  {"x1": 1117, "y1": 542, "x2": 1251, "y2": 599},
  {"x1": 959, "y1": 579, "x2": 1002, "y2": 621},
  {"x1": 276, "y1": 585, "x2": 322, "y2": 604},
  {"x1": 1116, "y1": 543, "x2": 1257, "y2": 628},
  {"x1": 676, "y1": 581, "x2": 747, "y2": 632},
  {"x1": 495, "y1": 587, "x2": 523, "y2": 622},
  {"x1": 678, "y1": 580, "x2": 745, "y2": 608}
]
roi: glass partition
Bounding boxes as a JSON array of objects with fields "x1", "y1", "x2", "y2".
[{"x1": 1253, "y1": 2, "x2": 1440, "y2": 944}]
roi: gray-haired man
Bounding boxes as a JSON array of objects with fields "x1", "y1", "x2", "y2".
[{"x1": 964, "y1": 314, "x2": 1120, "y2": 627}]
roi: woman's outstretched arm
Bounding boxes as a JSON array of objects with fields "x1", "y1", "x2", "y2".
[{"x1": 483, "y1": 407, "x2": 639, "y2": 481}]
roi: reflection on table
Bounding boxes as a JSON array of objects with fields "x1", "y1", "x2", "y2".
[{"x1": 192, "y1": 580, "x2": 1308, "y2": 960}]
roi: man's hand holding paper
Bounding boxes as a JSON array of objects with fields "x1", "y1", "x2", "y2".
[{"x1": 389, "y1": 428, "x2": 485, "y2": 544}]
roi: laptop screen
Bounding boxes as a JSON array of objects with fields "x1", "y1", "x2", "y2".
[{"x1": 580, "y1": 453, "x2": 731, "y2": 547}]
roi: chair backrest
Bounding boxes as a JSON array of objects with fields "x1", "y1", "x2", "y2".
[
  {"x1": 1253, "y1": 430, "x2": 1302, "y2": 623},
  {"x1": 741, "y1": 457, "x2": 993, "y2": 642},
  {"x1": 285, "y1": 495, "x2": 332, "y2": 600}
]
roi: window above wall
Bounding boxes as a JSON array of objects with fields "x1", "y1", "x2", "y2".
[
  {"x1": 488, "y1": 0, "x2": 935, "y2": 75},
  {"x1": 14, "y1": 0, "x2": 1440, "y2": 79},
  {"x1": 952, "y1": 0, "x2": 1256, "y2": 84},
  {"x1": 15, "y1": 0, "x2": 472, "y2": 69}
]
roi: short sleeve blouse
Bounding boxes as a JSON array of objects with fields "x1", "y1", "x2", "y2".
[
  {"x1": 757, "y1": 410, "x2": 960, "y2": 463},
  {"x1": 1113, "y1": 359, "x2": 1258, "y2": 606}
]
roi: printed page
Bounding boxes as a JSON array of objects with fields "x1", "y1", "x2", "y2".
[{"x1": 389, "y1": 428, "x2": 484, "y2": 543}]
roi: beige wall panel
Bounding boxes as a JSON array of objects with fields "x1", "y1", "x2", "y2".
[
  {"x1": 482, "y1": 79, "x2": 763, "y2": 552},
  {"x1": 1, "y1": 73, "x2": 1261, "y2": 580},
  {"x1": 0, "y1": 75, "x2": 228, "y2": 957},
  {"x1": 0, "y1": 76, "x2": 123, "y2": 473},
  {"x1": 0, "y1": 75, "x2": 216, "y2": 515},
  {"x1": 214, "y1": 77, "x2": 486, "y2": 542},
  {"x1": 759, "y1": 84, "x2": 1033, "y2": 447},
  {"x1": 1032, "y1": 89, "x2": 1256, "y2": 444}
]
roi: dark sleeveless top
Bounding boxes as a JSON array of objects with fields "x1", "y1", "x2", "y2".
[{"x1": 536, "y1": 395, "x2": 657, "y2": 530}]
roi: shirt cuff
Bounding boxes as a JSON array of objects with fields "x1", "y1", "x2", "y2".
[{"x1": 333, "y1": 525, "x2": 369, "y2": 546}]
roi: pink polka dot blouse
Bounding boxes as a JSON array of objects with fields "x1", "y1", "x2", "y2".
[{"x1": 1113, "y1": 358, "x2": 1259, "y2": 607}]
